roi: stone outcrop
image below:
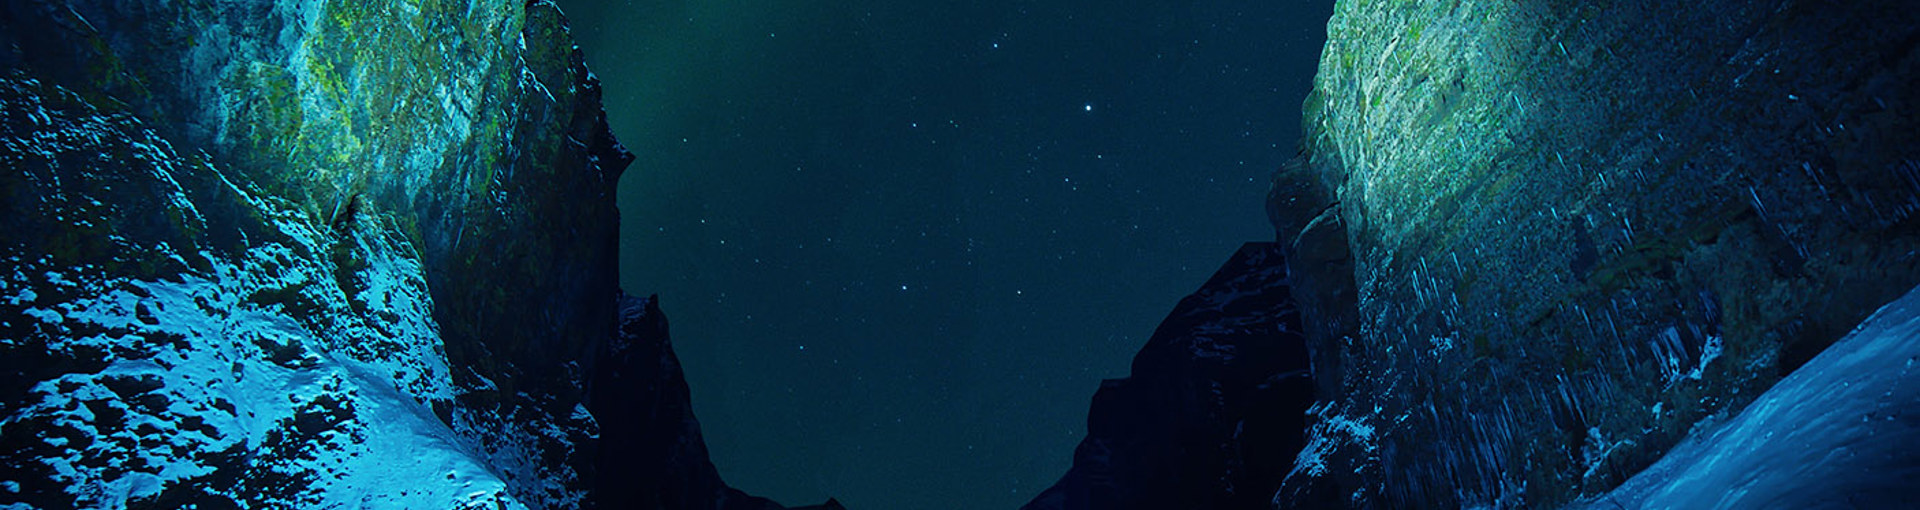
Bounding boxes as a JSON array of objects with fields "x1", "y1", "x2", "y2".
[
  {"x1": 587, "y1": 294, "x2": 790, "y2": 510},
  {"x1": 1023, "y1": 243, "x2": 1315, "y2": 510}
]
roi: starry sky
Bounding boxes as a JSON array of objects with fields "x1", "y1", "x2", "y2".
[{"x1": 554, "y1": 1, "x2": 1333, "y2": 508}]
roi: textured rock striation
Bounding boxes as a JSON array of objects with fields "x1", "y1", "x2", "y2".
[
  {"x1": 1022, "y1": 243, "x2": 1316, "y2": 510},
  {"x1": 0, "y1": 1, "x2": 796, "y2": 509},
  {"x1": 1269, "y1": 0, "x2": 1920, "y2": 507}
]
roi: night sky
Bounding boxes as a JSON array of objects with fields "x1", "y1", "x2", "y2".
[{"x1": 555, "y1": 1, "x2": 1333, "y2": 508}]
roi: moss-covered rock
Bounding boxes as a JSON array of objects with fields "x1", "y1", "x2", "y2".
[{"x1": 1271, "y1": 0, "x2": 1920, "y2": 507}]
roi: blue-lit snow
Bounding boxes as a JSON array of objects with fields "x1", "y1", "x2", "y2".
[
  {"x1": 1291, "y1": 401, "x2": 1378, "y2": 479},
  {"x1": 1572, "y1": 285, "x2": 1920, "y2": 509},
  {"x1": 0, "y1": 170, "x2": 536, "y2": 509}
]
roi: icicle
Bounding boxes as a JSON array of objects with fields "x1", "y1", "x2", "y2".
[
  {"x1": 1579, "y1": 306, "x2": 1596, "y2": 341},
  {"x1": 1748, "y1": 186, "x2": 1769, "y2": 219}
]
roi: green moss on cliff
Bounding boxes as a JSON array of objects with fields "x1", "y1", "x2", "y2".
[{"x1": 1274, "y1": 0, "x2": 1920, "y2": 507}]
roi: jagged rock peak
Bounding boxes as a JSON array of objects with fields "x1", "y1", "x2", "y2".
[{"x1": 1025, "y1": 243, "x2": 1316, "y2": 510}]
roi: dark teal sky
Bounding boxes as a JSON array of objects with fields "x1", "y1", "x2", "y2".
[{"x1": 555, "y1": 1, "x2": 1332, "y2": 508}]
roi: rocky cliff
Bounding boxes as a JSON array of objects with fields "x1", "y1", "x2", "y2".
[
  {"x1": 11, "y1": 0, "x2": 1919, "y2": 508},
  {"x1": 0, "y1": 1, "x2": 792, "y2": 508},
  {"x1": 1270, "y1": 0, "x2": 1920, "y2": 507},
  {"x1": 1022, "y1": 243, "x2": 1315, "y2": 510},
  {"x1": 589, "y1": 294, "x2": 791, "y2": 510}
]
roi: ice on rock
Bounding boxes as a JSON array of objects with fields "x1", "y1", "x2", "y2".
[{"x1": 1574, "y1": 285, "x2": 1920, "y2": 509}]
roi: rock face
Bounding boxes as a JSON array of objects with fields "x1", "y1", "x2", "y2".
[
  {"x1": 1269, "y1": 0, "x2": 1920, "y2": 507},
  {"x1": 588, "y1": 294, "x2": 787, "y2": 510},
  {"x1": 1022, "y1": 243, "x2": 1316, "y2": 510},
  {"x1": 0, "y1": 1, "x2": 788, "y2": 509}
]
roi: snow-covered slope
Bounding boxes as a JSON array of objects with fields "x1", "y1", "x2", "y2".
[
  {"x1": 0, "y1": 75, "x2": 535, "y2": 509},
  {"x1": 1571, "y1": 285, "x2": 1920, "y2": 509}
]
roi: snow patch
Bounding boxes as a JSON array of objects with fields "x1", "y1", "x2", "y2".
[{"x1": 1291, "y1": 402, "x2": 1379, "y2": 479}]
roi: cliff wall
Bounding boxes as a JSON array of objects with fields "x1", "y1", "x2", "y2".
[
  {"x1": 0, "y1": 2, "x2": 787, "y2": 509},
  {"x1": 1270, "y1": 0, "x2": 1920, "y2": 507}
]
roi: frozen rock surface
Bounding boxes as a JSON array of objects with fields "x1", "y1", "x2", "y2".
[
  {"x1": 0, "y1": 73, "x2": 533, "y2": 509},
  {"x1": 1575, "y1": 284, "x2": 1920, "y2": 509},
  {"x1": 0, "y1": 2, "x2": 803, "y2": 509}
]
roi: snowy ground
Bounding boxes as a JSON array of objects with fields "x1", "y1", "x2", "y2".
[
  {"x1": 1, "y1": 208, "x2": 529, "y2": 510},
  {"x1": 0, "y1": 77, "x2": 544, "y2": 509},
  {"x1": 1569, "y1": 285, "x2": 1920, "y2": 509}
]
